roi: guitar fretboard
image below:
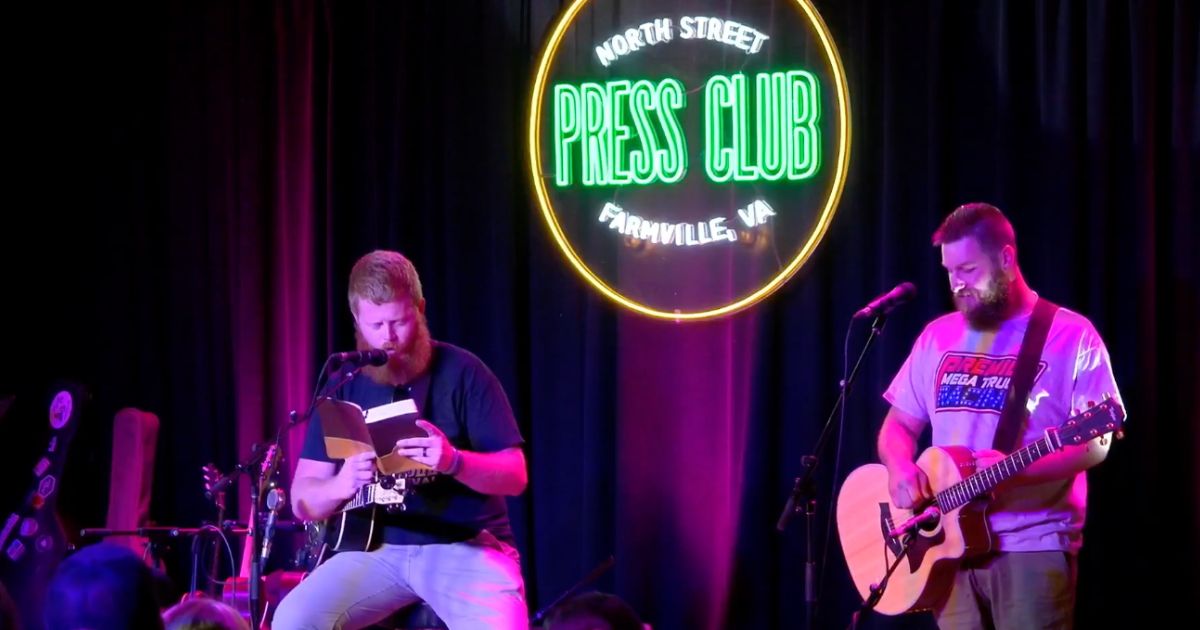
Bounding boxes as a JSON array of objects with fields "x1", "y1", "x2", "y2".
[
  {"x1": 931, "y1": 400, "x2": 1124, "y2": 513},
  {"x1": 934, "y1": 432, "x2": 1061, "y2": 513}
]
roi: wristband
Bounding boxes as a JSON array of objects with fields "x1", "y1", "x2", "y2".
[{"x1": 445, "y1": 447, "x2": 464, "y2": 476}]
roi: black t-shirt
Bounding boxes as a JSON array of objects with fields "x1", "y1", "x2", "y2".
[{"x1": 300, "y1": 341, "x2": 524, "y2": 546}]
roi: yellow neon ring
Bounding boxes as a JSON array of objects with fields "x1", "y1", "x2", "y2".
[{"x1": 528, "y1": 0, "x2": 851, "y2": 321}]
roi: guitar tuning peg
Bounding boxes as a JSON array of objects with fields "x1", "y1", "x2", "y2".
[{"x1": 1115, "y1": 429, "x2": 1126, "y2": 440}]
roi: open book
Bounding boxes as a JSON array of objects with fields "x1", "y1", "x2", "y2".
[{"x1": 315, "y1": 397, "x2": 432, "y2": 475}]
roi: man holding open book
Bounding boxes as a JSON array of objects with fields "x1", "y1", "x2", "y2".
[{"x1": 273, "y1": 250, "x2": 528, "y2": 630}]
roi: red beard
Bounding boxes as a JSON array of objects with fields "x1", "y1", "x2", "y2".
[{"x1": 358, "y1": 323, "x2": 433, "y2": 387}]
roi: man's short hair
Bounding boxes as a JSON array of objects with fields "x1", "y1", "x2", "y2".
[
  {"x1": 347, "y1": 250, "x2": 424, "y2": 316},
  {"x1": 931, "y1": 202, "x2": 1017, "y2": 258},
  {"x1": 162, "y1": 596, "x2": 249, "y2": 630}
]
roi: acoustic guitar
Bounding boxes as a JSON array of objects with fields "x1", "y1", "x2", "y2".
[
  {"x1": 305, "y1": 468, "x2": 440, "y2": 563},
  {"x1": 836, "y1": 397, "x2": 1125, "y2": 615}
]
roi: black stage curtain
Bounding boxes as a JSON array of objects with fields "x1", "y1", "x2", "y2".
[{"x1": 2, "y1": 2, "x2": 1195, "y2": 629}]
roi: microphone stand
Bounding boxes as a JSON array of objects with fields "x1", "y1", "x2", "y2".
[
  {"x1": 247, "y1": 441, "x2": 278, "y2": 628},
  {"x1": 247, "y1": 359, "x2": 364, "y2": 624},
  {"x1": 847, "y1": 534, "x2": 916, "y2": 629},
  {"x1": 776, "y1": 312, "x2": 890, "y2": 630},
  {"x1": 216, "y1": 358, "x2": 358, "y2": 626},
  {"x1": 78, "y1": 524, "x2": 250, "y2": 599},
  {"x1": 203, "y1": 438, "x2": 278, "y2": 626}
]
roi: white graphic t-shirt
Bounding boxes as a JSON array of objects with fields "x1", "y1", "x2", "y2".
[{"x1": 884, "y1": 305, "x2": 1123, "y2": 553}]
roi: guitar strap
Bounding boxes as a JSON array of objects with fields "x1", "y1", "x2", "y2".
[{"x1": 992, "y1": 297, "x2": 1060, "y2": 453}]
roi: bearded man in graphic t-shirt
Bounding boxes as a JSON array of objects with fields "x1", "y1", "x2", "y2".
[{"x1": 877, "y1": 202, "x2": 1125, "y2": 630}]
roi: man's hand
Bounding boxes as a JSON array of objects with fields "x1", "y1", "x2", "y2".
[
  {"x1": 394, "y1": 419, "x2": 458, "y2": 473},
  {"x1": 333, "y1": 451, "x2": 377, "y2": 500},
  {"x1": 878, "y1": 405, "x2": 931, "y2": 509},
  {"x1": 887, "y1": 459, "x2": 933, "y2": 509},
  {"x1": 972, "y1": 448, "x2": 1007, "y2": 470}
]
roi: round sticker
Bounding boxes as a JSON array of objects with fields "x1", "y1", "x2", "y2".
[{"x1": 49, "y1": 391, "x2": 73, "y2": 430}]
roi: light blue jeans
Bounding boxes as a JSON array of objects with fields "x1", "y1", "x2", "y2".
[{"x1": 271, "y1": 532, "x2": 526, "y2": 630}]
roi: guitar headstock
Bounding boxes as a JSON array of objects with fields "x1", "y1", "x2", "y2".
[
  {"x1": 259, "y1": 443, "x2": 280, "y2": 477},
  {"x1": 202, "y1": 463, "x2": 223, "y2": 492},
  {"x1": 202, "y1": 463, "x2": 227, "y2": 509},
  {"x1": 1057, "y1": 396, "x2": 1126, "y2": 446}
]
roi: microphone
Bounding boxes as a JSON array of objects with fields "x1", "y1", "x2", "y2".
[
  {"x1": 854, "y1": 282, "x2": 917, "y2": 319},
  {"x1": 329, "y1": 349, "x2": 392, "y2": 368},
  {"x1": 260, "y1": 487, "x2": 286, "y2": 567},
  {"x1": 887, "y1": 504, "x2": 940, "y2": 538}
]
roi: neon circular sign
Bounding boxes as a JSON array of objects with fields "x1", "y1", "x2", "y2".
[{"x1": 529, "y1": 0, "x2": 851, "y2": 320}]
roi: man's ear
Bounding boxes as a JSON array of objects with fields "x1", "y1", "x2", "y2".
[{"x1": 1000, "y1": 245, "x2": 1016, "y2": 274}]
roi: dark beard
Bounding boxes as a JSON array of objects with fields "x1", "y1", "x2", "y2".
[
  {"x1": 954, "y1": 270, "x2": 1013, "y2": 330},
  {"x1": 359, "y1": 323, "x2": 434, "y2": 387}
]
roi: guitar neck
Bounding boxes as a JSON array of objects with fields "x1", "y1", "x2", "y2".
[
  {"x1": 344, "y1": 485, "x2": 373, "y2": 511},
  {"x1": 341, "y1": 469, "x2": 441, "y2": 512},
  {"x1": 936, "y1": 430, "x2": 1061, "y2": 513}
]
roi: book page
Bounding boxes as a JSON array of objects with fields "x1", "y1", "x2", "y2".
[
  {"x1": 317, "y1": 398, "x2": 374, "y2": 460},
  {"x1": 366, "y1": 398, "x2": 432, "y2": 474},
  {"x1": 317, "y1": 397, "x2": 432, "y2": 475}
]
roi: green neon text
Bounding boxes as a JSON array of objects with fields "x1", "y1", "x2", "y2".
[
  {"x1": 552, "y1": 70, "x2": 821, "y2": 187},
  {"x1": 705, "y1": 70, "x2": 820, "y2": 183},
  {"x1": 554, "y1": 79, "x2": 687, "y2": 187}
]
